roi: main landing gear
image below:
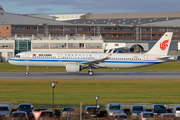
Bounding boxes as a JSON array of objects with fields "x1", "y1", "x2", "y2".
[
  {"x1": 25, "y1": 66, "x2": 29, "y2": 75},
  {"x1": 87, "y1": 66, "x2": 94, "y2": 76},
  {"x1": 88, "y1": 70, "x2": 94, "y2": 76}
]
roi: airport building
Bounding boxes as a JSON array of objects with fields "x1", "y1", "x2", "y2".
[
  {"x1": 0, "y1": 5, "x2": 180, "y2": 61},
  {"x1": 0, "y1": 35, "x2": 104, "y2": 61}
]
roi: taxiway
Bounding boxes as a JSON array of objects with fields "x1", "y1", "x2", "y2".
[{"x1": 0, "y1": 72, "x2": 179, "y2": 80}]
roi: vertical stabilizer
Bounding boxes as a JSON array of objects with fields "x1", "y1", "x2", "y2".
[{"x1": 146, "y1": 32, "x2": 173, "y2": 55}]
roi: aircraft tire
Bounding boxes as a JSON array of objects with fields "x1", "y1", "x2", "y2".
[
  {"x1": 88, "y1": 71, "x2": 93, "y2": 76},
  {"x1": 25, "y1": 72, "x2": 29, "y2": 75}
]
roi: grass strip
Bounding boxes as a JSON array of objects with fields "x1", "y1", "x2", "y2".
[{"x1": 0, "y1": 80, "x2": 180, "y2": 105}]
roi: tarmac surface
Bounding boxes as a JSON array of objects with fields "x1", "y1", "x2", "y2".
[{"x1": 0, "y1": 72, "x2": 180, "y2": 80}]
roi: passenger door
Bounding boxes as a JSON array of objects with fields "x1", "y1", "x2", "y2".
[
  {"x1": 58, "y1": 54, "x2": 62, "y2": 62},
  {"x1": 144, "y1": 55, "x2": 148, "y2": 63},
  {"x1": 25, "y1": 53, "x2": 29, "y2": 61}
]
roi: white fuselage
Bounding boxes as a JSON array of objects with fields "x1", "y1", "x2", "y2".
[
  {"x1": 9, "y1": 51, "x2": 167, "y2": 69},
  {"x1": 8, "y1": 32, "x2": 173, "y2": 75}
]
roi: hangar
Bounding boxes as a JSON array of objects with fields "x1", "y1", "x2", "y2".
[{"x1": 0, "y1": 5, "x2": 180, "y2": 61}]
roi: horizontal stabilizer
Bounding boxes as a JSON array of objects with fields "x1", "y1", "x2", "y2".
[{"x1": 156, "y1": 56, "x2": 174, "y2": 60}]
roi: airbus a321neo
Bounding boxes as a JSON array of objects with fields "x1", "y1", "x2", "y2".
[{"x1": 9, "y1": 32, "x2": 173, "y2": 76}]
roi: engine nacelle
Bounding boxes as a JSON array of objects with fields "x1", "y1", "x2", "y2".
[{"x1": 65, "y1": 63, "x2": 80, "y2": 72}]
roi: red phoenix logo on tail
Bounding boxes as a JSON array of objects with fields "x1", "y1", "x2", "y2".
[{"x1": 160, "y1": 40, "x2": 169, "y2": 50}]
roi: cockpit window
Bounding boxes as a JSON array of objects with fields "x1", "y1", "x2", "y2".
[{"x1": 15, "y1": 55, "x2": 20, "y2": 58}]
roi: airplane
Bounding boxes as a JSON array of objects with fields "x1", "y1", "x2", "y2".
[{"x1": 9, "y1": 32, "x2": 174, "y2": 76}]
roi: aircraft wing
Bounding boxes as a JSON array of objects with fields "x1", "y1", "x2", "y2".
[
  {"x1": 81, "y1": 53, "x2": 112, "y2": 68},
  {"x1": 82, "y1": 55, "x2": 110, "y2": 65}
]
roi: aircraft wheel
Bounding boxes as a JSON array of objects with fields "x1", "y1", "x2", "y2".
[
  {"x1": 88, "y1": 71, "x2": 93, "y2": 76},
  {"x1": 25, "y1": 72, "x2": 29, "y2": 75}
]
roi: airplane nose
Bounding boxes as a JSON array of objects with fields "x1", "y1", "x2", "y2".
[
  {"x1": 8, "y1": 58, "x2": 19, "y2": 66},
  {"x1": 8, "y1": 59, "x2": 11, "y2": 64},
  {"x1": 8, "y1": 59, "x2": 13, "y2": 64}
]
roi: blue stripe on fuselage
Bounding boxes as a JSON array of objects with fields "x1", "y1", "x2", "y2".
[{"x1": 9, "y1": 58, "x2": 159, "y2": 64}]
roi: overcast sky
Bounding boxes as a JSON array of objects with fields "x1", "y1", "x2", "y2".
[{"x1": 1, "y1": 0, "x2": 180, "y2": 15}]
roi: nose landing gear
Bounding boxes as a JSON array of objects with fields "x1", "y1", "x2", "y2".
[{"x1": 25, "y1": 66, "x2": 29, "y2": 75}]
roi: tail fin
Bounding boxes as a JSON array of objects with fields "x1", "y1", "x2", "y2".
[{"x1": 146, "y1": 32, "x2": 173, "y2": 55}]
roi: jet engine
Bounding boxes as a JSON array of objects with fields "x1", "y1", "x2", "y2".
[{"x1": 65, "y1": 63, "x2": 81, "y2": 72}]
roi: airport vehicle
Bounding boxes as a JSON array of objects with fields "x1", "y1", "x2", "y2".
[
  {"x1": 158, "y1": 113, "x2": 176, "y2": 120},
  {"x1": 172, "y1": 105, "x2": 180, "y2": 117},
  {"x1": 130, "y1": 105, "x2": 145, "y2": 117},
  {"x1": 153, "y1": 104, "x2": 167, "y2": 115},
  {"x1": 11, "y1": 111, "x2": 29, "y2": 120},
  {"x1": 84, "y1": 106, "x2": 100, "y2": 118},
  {"x1": 139, "y1": 112, "x2": 154, "y2": 120},
  {"x1": 0, "y1": 105, "x2": 11, "y2": 118},
  {"x1": 9, "y1": 32, "x2": 174, "y2": 76},
  {"x1": 17, "y1": 104, "x2": 33, "y2": 115},
  {"x1": 105, "y1": 103, "x2": 124, "y2": 117},
  {"x1": 38, "y1": 110, "x2": 55, "y2": 120},
  {"x1": 60, "y1": 107, "x2": 80, "y2": 118},
  {"x1": 113, "y1": 113, "x2": 128, "y2": 120}
]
